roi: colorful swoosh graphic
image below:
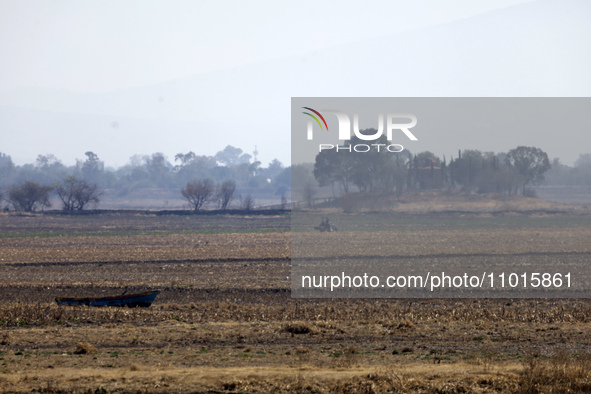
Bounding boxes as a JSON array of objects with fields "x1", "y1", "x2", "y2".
[{"x1": 302, "y1": 107, "x2": 329, "y2": 131}]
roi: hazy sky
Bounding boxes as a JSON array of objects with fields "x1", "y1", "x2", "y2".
[
  {"x1": 0, "y1": 0, "x2": 534, "y2": 93},
  {"x1": 2, "y1": 0, "x2": 590, "y2": 168}
]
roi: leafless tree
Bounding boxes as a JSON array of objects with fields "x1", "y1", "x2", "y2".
[
  {"x1": 216, "y1": 180, "x2": 236, "y2": 210},
  {"x1": 280, "y1": 193, "x2": 287, "y2": 209},
  {"x1": 56, "y1": 176, "x2": 102, "y2": 212},
  {"x1": 239, "y1": 194, "x2": 255, "y2": 211},
  {"x1": 181, "y1": 178, "x2": 215, "y2": 211},
  {"x1": 7, "y1": 181, "x2": 53, "y2": 212}
]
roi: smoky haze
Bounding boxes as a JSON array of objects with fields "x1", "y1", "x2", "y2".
[{"x1": 0, "y1": 0, "x2": 590, "y2": 169}]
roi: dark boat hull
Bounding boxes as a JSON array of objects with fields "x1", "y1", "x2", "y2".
[{"x1": 55, "y1": 290, "x2": 160, "y2": 307}]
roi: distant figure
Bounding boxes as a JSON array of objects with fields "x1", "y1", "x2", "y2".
[{"x1": 315, "y1": 217, "x2": 337, "y2": 232}]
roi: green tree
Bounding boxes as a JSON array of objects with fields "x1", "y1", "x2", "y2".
[
  {"x1": 273, "y1": 167, "x2": 292, "y2": 190},
  {"x1": 174, "y1": 151, "x2": 197, "y2": 167},
  {"x1": 0, "y1": 153, "x2": 15, "y2": 186},
  {"x1": 313, "y1": 132, "x2": 395, "y2": 194},
  {"x1": 392, "y1": 152, "x2": 410, "y2": 200},
  {"x1": 215, "y1": 145, "x2": 251, "y2": 167},
  {"x1": 260, "y1": 159, "x2": 284, "y2": 181},
  {"x1": 410, "y1": 151, "x2": 443, "y2": 190},
  {"x1": 35, "y1": 154, "x2": 68, "y2": 184},
  {"x1": 449, "y1": 150, "x2": 485, "y2": 191},
  {"x1": 80, "y1": 151, "x2": 103, "y2": 184},
  {"x1": 173, "y1": 152, "x2": 216, "y2": 185},
  {"x1": 145, "y1": 153, "x2": 172, "y2": 187},
  {"x1": 348, "y1": 134, "x2": 395, "y2": 192},
  {"x1": 414, "y1": 151, "x2": 441, "y2": 167},
  {"x1": 505, "y1": 146, "x2": 551, "y2": 195},
  {"x1": 314, "y1": 149, "x2": 354, "y2": 193},
  {"x1": 575, "y1": 153, "x2": 591, "y2": 168}
]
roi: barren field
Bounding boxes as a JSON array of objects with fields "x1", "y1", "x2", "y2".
[{"x1": 1, "y1": 210, "x2": 591, "y2": 392}]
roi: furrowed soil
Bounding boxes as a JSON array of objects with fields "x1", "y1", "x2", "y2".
[{"x1": 1, "y1": 210, "x2": 591, "y2": 393}]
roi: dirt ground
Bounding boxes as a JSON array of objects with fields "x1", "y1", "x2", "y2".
[{"x1": 1, "y1": 209, "x2": 591, "y2": 393}]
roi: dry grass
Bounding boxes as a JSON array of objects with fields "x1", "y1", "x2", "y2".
[
  {"x1": 1, "y1": 210, "x2": 591, "y2": 392},
  {"x1": 292, "y1": 226, "x2": 591, "y2": 259},
  {"x1": 335, "y1": 190, "x2": 574, "y2": 214},
  {"x1": 3, "y1": 298, "x2": 591, "y2": 328},
  {"x1": 7, "y1": 362, "x2": 586, "y2": 392},
  {"x1": 518, "y1": 350, "x2": 591, "y2": 393},
  {"x1": 282, "y1": 321, "x2": 314, "y2": 335},
  {"x1": 0, "y1": 232, "x2": 290, "y2": 265},
  {"x1": 73, "y1": 342, "x2": 97, "y2": 355}
]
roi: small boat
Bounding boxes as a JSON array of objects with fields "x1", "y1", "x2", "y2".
[{"x1": 55, "y1": 290, "x2": 160, "y2": 308}]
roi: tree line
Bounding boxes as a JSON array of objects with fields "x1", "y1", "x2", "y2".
[
  {"x1": 2, "y1": 135, "x2": 591, "y2": 212},
  {"x1": 0, "y1": 146, "x2": 289, "y2": 195},
  {"x1": 1, "y1": 177, "x2": 101, "y2": 212},
  {"x1": 0, "y1": 145, "x2": 290, "y2": 212},
  {"x1": 310, "y1": 132, "x2": 557, "y2": 201}
]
